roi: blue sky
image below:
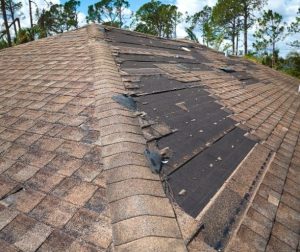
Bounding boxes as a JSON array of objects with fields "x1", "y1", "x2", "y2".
[{"x1": 61, "y1": 0, "x2": 167, "y2": 14}]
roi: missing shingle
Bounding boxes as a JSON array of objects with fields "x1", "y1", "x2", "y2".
[{"x1": 112, "y1": 94, "x2": 137, "y2": 110}]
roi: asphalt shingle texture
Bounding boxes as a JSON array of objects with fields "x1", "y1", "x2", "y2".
[{"x1": 0, "y1": 28, "x2": 112, "y2": 252}]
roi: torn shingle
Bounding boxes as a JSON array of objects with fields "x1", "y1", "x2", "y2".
[
  {"x1": 144, "y1": 149, "x2": 163, "y2": 174},
  {"x1": 112, "y1": 94, "x2": 137, "y2": 111}
]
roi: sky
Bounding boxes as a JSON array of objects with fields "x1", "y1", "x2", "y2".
[{"x1": 3, "y1": 0, "x2": 300, "y2": 56}]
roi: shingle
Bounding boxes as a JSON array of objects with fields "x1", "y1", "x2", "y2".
[{"x1": 1, "y1": 23, "x2": 300, "y2": 252}]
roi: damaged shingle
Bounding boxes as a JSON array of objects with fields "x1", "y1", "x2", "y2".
[
  {"x1": 144, "y1": 149, "x2": 163, "y2": 174},
  {"x1": 112, "y1": 94, "x2": 137, "y2": 110},
  {"x1": 219, "y1": 67, "x2": 236, "y2": 73}
]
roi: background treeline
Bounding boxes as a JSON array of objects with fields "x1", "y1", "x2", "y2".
[{"x1": 0, "y1": 0, "x2": 299, "y2": 78}]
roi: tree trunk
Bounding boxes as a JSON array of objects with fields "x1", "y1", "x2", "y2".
[
  {"x1": 236, "y1": 29, "x2": 239, "y2": 55},
  {"x1": 271, "y1": 17, "x2": 275, "y2": 68},
  {"x1": 29, "y1": 0, "x2": 33, "y2": 29},
  {"x1": 232, "y1": 19, "x2": 236, "y2": 55},
  {"x1": 1, "y1": 0, "x2": 12, "y2": 47},
  {"x1": 232, "y1": 34, "x2": 235, "y2": 55},
  {"x1": 75, "y1": 12, "x2": 79, "y2": 29},
  {"x1": 174, "y1": 16, "x2": 177, "y2": 38},
  {"x1": 272, "y1": 41, "x2": 275, "y2": 68},
  {"x1": 8, "y1": 0, "x2": 17, "y2": 37},
  {"x1": 244, "y1": 10, "x2": 248, "y2": 55},
  {"x1": 117, "y1": 7, "x2": 122, "y2": 28}
]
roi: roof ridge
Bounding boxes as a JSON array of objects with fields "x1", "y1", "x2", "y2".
[
  {"x1": 86, "y1": 24, "x2": 188, "y2": 252},
  {"x1": 0, "y1": 26, "x2": 89, "y2": 53}
]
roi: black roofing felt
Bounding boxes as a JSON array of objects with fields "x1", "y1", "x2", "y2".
[
  {"x1": 168, "y1": 128, "x2": 255, "y2": 217},
  {"x1": 105, "y1": 28, "x2": 257, "y2": 218}
]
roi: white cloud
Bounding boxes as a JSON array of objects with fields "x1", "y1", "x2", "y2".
[
  {"x1": 175, "y1": 0, "x2": 217, "y2": 38},
  {"x1": 176, "y1": 0, "x2": 216, "y2": 15},
  {"x1": 77, "y1": 11, "x2": 86, "y2": 27}
]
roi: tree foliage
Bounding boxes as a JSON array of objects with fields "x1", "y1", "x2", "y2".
[
  {"x1": 36, "y1": 0, "x2": 80, "y2": 37},
  {"x1": 134, "y1": 0, "x2": 181, "y2": 38},
  {"x1": 288, "y1": 8, "x2": 300, "y2": 48},
  {"x1": 187, "y1": 5, "x2": 212, "y2": 44},
  {"x1": 283, "y1": 51, "x2": 300, "y2": 78},
  {"x1": 185, "y1": 27, "x2": 198, "y2": 43},
  {"x1": 86, "y1": 0, "x2": 129, "y2": 28},
  {"x1": 240, "y1": 0, "x2": 267, "y2": 54},
  {"x1": 15, "y1": 27, "x2": 35, "y2": 44},
  {"x1": 212, "y1": 0, "x2": 243, "y2": 54},
  {"x1": 253, "y1": 10, "x2": 286, "y2": 67}
]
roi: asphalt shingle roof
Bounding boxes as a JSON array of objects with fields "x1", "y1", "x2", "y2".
[
  {"x1": 0, "y1": 27, "x2": 112, "y2": 252},
  {"x1": 0, "y1": 24, "x2": 299, "y2": 252}
]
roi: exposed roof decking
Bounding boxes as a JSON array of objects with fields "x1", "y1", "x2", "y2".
[{"x1": 105, "y1": 27, "x2": 257, "y2": 213}]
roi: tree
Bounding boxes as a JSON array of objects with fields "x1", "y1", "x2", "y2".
[
  {"x1": 0, "y1": 0, "x2": 12, "y2": 46},
  {"x1": 86, "y1": 0, "x2": 130, "y2": 28},
  {"x1": 284, "y1": 51, "x2": 300, "y2": 78},
  {"x1": 212, "y1": 0, "x2": 242, "y2": 55},
  {"x1": 186, "y1": 5, "x2": 226, "y2": 49},
  {"x1": 240, "y1": 0, "x2": 267, "y2": 54},
  {"x1": 29, "y1": 0, "x2": 33, "y2": 28},
  {"x1": 185, "y1": 27, "x2": 199, "y2": 43},
  {"x1": 37, "y1": 0, "x2": 80, "y2": 36},
  {"x1": 135, "y1": 0, "x2": 161, "y2": 36},
  {"x1": 288, "y1": 8, "x2": 300, "y2": 48},
  {"x1": 253, "y1": 10, "x2": 286, "y2": 67},
  {"x1": 36, "y1": 8, "x2": 52, "y2": 38},
  {"x1": 187, "y1": 5, "x2": 212, "y2": 44},
  {"x1": 173, "y1": 9, "x2": 182, "y2": 38},
  {"x1": 64, "y1": 0, "x2": 80, "y2": 30},
  {"x1": 5, "y1": 0, "x2": 22, "y2": 37},
  {"x1": 135, "y1": 0, "x2": 181, "y2": 38},
  {"x1": 15, "y1": 27, "x2": 35, "y2": 44},
  {"x1": 114, "y1": 0, "x2": 129, "y2": 27}
]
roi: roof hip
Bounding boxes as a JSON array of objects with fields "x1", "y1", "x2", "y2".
[{"x1": 87, "y1": 24, "x2": 187, "y2": 252}]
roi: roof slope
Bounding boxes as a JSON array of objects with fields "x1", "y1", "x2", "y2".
[
  {"x1": 103, "y1": 27, "x2": 300, "y2": 251},
  {"x1": 0, "y1": 28, "x2": 112, "y2": 251},
  {"x1": 0, "y1": 24, "x2": 299, "y2": 252}
]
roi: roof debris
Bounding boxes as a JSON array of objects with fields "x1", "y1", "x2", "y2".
[
  {"x1": 178, "y1": 189, "x2": 187, "y2": 196},
  {"x1": 175, "y1": 101, "x2": 189, "y2": 112},
  {"x1": 181, "y1": 47, "x2": 191, "y2": 52}
]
